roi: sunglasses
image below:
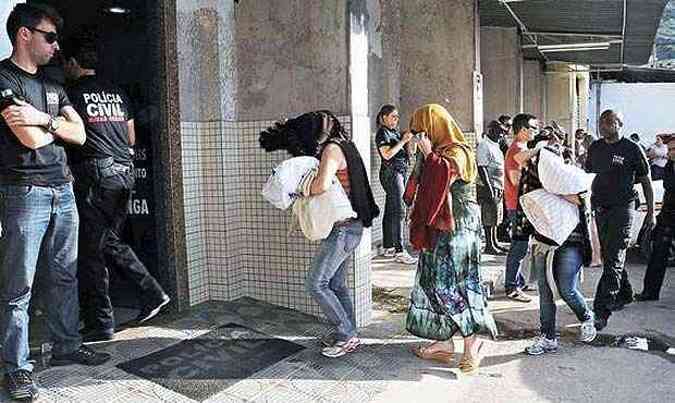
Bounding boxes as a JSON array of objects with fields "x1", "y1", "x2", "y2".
[{"x1": 27, "y1": 27, "x2": 59, "y2": 44}]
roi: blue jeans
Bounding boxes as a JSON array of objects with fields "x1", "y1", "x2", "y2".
[
  {"x1": 0, "y1": 183, "x2": 82, "y2": 374},
  {"x1": 306, "y1": 220, "x2": 363, "y2": 341},
  {"x1": 535, "y1": 244, "x2": 592, "y2": 339},
  {"x1": 505, "y1": 209, "x2": 527, "y2": 291}
]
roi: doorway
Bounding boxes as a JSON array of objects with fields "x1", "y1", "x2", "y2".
[{"x1": 25, "y1": 0, "x2": 177, "y2": 343}]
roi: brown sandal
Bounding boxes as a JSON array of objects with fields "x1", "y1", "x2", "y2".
[
  {"x1": 411, "y1": 344, "x2": 455, "y2": 363},
  {"x1": 458, "y1": 341, "x2": 484, "y2": 375}
]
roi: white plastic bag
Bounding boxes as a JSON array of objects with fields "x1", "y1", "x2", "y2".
[
  {"x1": 261, "y1": 156, "x2": 319, "y2": 210},
  {"x1": 520, "y1": 189, "x2": 579, "y2": 246}
]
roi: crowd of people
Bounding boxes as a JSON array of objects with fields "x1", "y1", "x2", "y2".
[
  {"x1": 258, "y1": 99, "x2": 673, "y2": 376},
  {"x1": 1, "y1": 3, "x2": 673, "y2": 403},
  {"x1": 0, "y1": 5, "x2": 170, "y2": 401},
  {"x1": 474, "y1": 110, "x2": 673, "y2": 351}
]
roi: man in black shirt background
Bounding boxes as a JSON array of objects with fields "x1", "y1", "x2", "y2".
[
  {"x1": 636, "y1": 135, "x2": 675, "y2": 301},
  {"x1": 585, "y1": 109, "x2": 655, "y2": 330},
  {"x1": 62, "y1": 32, "x2": 169, "y2": 343},
  {"x1": 0, "y1": 5, "x2": 111, "y2": 401}
]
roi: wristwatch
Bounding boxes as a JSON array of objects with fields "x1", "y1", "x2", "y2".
[{"x1": 46, "y1": 116, "x2": 60, "y2": 134}]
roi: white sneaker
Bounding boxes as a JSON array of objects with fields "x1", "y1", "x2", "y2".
[
  {"x1": 395, "y1": 250, "x2": 417, "y2": 265},
  {"x1": 382, "y1": 248, "x2": 396, "y2": 257},
  {"x1": 578, "y1": 316, "x2": 598, "y2": 343},
  {"x1": 525, "y1": 336, "x2": 559, "y2": 355},
  {"x1": 321, "y1": 337, "x2": 361, "y2": 358}
]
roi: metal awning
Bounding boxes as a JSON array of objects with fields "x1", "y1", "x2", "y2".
[
  {"x1": 480, "y1": 0, "x2": 669, "y2": 66},
  {"x1": 595, "y1": 66, "x2": 675, "y2": 82}
]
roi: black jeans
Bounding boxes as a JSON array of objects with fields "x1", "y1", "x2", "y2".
[
  {"x1": 593, "y1": 203, "x2": 635, "y2": 319},
  {"x1": 72, "y1": 158, "x2": 165, "y2": 332},
  {"x1": 379, "y1": 167, "x2": 405, "y2": 251},
  {"x1": 642, "y1": 219, "x2": 674, "y2": 298}
]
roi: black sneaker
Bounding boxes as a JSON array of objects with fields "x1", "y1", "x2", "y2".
[
  {"x1": 3, "y1": 370, "x2": 39, "y2": 401},
  {"x1": 136, "y1": 293, "x2": 170, "y2": 323},
  {"x1": 50, "y1": 345, "x2": 111, "y2": 367},
  {"x1": 635, "y1": 292, "x2": 659, "y2": 302}
]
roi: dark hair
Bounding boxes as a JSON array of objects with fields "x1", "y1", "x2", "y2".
[
  {"x1": 486, "y1": 120, "x2": 502, "y2": 137},
  {"x1": 629, "y1": 132, "x2": 640, "y2": 140},
  {"x1": 512, "y1": 113, "x2": 537, "y2": 135},
  {"x1": 6, "y1": 3, "x2": 63, "y2": 46},
  {"x1": 600, "y1": 109, "x2": 617, "y2": 121},
  {"x1": 498, "y1": 114, "x2": 512, "y2": 126},
  {"x1": 259, "y1": 110, "x2": 350, "y2": 157},
  {"x1": 63, "y1": 26, "x2": 99, "y2": 69},
  {"x1": 375, "y1": 104, "x2": 397, "y2": 128}
]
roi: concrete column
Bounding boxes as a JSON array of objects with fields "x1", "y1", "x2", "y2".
[
  {"x1": 523, "y1": 60, "x2": 545, "y2": 120},
  {"x1": 480, "y1": 27, "x2": 522, "y2": 125},
  {"x1": 577, "y1": 72, "x2": 591, "y2": 131},
  {"x1": 236, "y1": 1, "x2": 349, "y2": 119},
  {"x1": 177, "y1": 1, "x2": 236, "y2": 121},
  {"x1": 0, "y1": 1, "x2": 25, "y2": 59},
  {"x1": 400, "y1": 0, "x2": 480, "y2": 138},
  {"x1": 349, "y1": 0, "x2": 374, "y2": 326},
  {"x1": 545, "y1": 63, "x2": 576, "y2": 134}
]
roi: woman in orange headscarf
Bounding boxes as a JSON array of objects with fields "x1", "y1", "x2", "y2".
[{"x1": 404, "y1": 104, "x2": 497, "y2": 374}]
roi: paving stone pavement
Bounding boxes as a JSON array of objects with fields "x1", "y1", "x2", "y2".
[{"x1": 0, "y1": 251, "x2": 673, "y2": 402}]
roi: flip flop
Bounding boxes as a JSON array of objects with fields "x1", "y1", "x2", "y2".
[
  {"x1": 458, "y1": 341, "x2": 484, "y2": 375},
  {"x1": 411, "y1": 344, "x2": 455, "y2": 363}
]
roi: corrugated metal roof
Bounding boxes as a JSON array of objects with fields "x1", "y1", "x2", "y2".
[{"x1": 480, "y1": 0, "x2": 669, "y2": 66}]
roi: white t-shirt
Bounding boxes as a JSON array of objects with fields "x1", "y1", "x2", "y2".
[
  {"x1": 476, "y1": 137, "x2": 505, "y2": 189},
  {"x1": 648, "y1": 143, "x2": 668, "y2": 168}
]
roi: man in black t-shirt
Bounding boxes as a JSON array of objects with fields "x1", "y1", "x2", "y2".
[
  {"x1": 585, "y1": 109, "x2": 655, "y2": 330},
  {"x1": 62, "y1": 35, "x2": 169, "y2": 343},
  {"x1": 636, "y1": 135, "x2": 675, "y2": 301},
  {"x1": 0, "y1": 5, "x2": 110, "y2": 401}
]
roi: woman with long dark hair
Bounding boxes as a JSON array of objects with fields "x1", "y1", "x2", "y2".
[
  {"x1": 375, "y1": 104, "x2": 417, "y2": 264},
  {"x1": 259, "y1": 111, "x2": 379, "y2": 358}
]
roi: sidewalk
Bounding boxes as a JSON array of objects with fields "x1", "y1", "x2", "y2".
[{"x1": 0, "y1": 252, "x2": 672, "y2": 403}]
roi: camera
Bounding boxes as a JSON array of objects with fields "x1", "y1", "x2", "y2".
[{"x1": 410, "y1": 130, "x2": 425, "y2": 142}]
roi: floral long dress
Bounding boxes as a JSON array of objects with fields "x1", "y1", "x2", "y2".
[{"x1": 406, "y1": 180, "x2": 498, "y2": 340}]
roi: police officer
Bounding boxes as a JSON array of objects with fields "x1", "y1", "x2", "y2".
[
  {"x1": 0, "y1": 5, "x2": 111, "y2": 401},
  {"x1": 63, "y1": 33, "x2": 169, "y2": 343}
]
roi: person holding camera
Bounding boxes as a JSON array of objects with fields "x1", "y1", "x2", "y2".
[
  {"x1": 375, "y1": 104, "x2": 417, "y2": 264},
  {"x1": 0, "y1": 5, "x2": 111, "y2": 401},
  {"x1": 62, "y1": 32, "x2": 170, "y2": 343}
]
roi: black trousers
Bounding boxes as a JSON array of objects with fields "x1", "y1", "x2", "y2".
[
  {"x1": 379, "y1": 167, "x2": 405, "y2": 251},
  {"x1": 642, "y1": 219, "x2": 674, "y2": 298},
  {"x1": 72, "y1": 158, "x2": 164, "y2": 332},
  {"x1": 593, "y1": 203, "x2": 635, "y2": 319}
]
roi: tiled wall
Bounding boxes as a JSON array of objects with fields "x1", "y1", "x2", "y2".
[
  {"x1": 181, "y1": 122, "x2": 208, "y2": 304},
  {"x1": 180, "y1": 116, "x2": 373, "y2": 326}
]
